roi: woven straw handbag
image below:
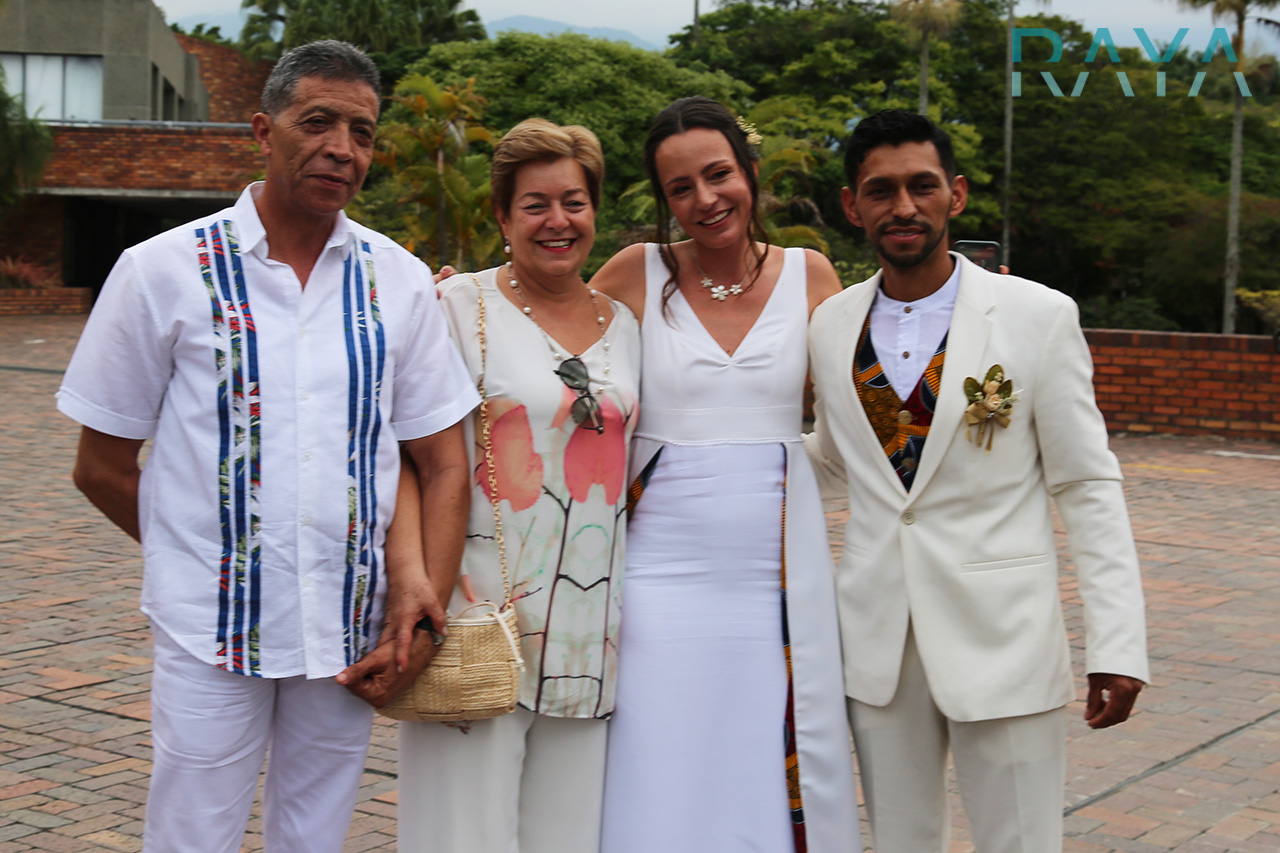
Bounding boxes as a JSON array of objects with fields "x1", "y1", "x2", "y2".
[{"x1": 378, "y1": 274, "x2": 524, "y2": 722}]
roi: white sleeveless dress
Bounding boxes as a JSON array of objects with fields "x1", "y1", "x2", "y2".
[{"x1": 600, "y1": 246, "x2": 860, "y2": 852}]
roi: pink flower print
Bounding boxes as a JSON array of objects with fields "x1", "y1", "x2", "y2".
[
  {"x1": 477, "y1": 401, "x2": 544, "y2": 512},
  {"x1": 563, "y1": 394, "x2": 627, "y2": 506}
]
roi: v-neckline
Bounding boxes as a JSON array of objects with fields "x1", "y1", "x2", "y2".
[{"x1": 673, "y1": 249, "x2": 790, "y2": 358}]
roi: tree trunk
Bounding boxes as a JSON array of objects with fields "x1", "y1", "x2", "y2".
[
  {"x1": 1001, "y1": 0, "x2": 1014, "y2": 267},
  {"x1": 919, "y1": 37, "x2": 929, "y2": 115},
  {"x1": 1223, "y1": 91, "x2": 1242, "y2": 334},
  {"x1": 437, "y1": 147, "x2": 447, "y2": 269}
]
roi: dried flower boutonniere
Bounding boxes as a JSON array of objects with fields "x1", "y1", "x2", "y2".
[{"x1": 964, "y1": 365, "x2": 1018, "y2": 452}]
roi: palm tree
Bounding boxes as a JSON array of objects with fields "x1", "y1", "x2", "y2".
[
  {"x1": 0, "y1": 78, "x2": 53, "y2": 221},
  {"x1": 1175, "y1": 0, "x2": 1279, "y2": 334},
  {"x1": 892, "y1": 0, "x2": 963, "y2": 115}
]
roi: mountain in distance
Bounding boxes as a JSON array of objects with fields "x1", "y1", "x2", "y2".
[
  {"x1": 169, "y1": 11, "x2": 664, "y2": 53},
  {"x1": 487, "y1": 15, "x2": 661, "y2": 52}
]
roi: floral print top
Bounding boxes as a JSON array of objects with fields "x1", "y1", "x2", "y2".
[{"x1": 438, "y1": 267, "x2": 640, "y2": 719}]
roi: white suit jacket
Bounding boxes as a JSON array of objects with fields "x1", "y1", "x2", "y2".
[{"x1": 806, "y1": 255, "x2": 1149, "y2": 722}]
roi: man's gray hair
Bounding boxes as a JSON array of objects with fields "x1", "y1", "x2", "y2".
[{"x1": 260, "y1": 40, "x2": 380, "y2": 116}]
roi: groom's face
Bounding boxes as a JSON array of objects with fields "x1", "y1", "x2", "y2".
[{"x1": 841, "y1": 141, "x2": 967, "y2": 270}]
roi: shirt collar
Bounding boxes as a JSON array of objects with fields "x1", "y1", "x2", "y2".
[
  {"x1": 232, "y1": 182, "x2": 356, "y2": 257},
  {"x1": 874, "y1": 256, "x2": 961, "y2": 316}
]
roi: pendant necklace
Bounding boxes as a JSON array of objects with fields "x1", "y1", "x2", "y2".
[
  {"x1": 692, "y1": 250, "x2": 749, "y2": 302},
  {"x1": 505, "y1": 262, "x2": 610, "y2": 381}
]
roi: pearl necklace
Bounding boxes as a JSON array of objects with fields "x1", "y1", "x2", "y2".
[
  {"x1": 505, "y1": 262, "x2": 611, "y2": 380},
  {"x1": 692, "y1": 250, "x2": 749, "y2": 302}
]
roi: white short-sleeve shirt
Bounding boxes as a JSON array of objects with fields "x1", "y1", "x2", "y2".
[{"x1": 57, "y1": 183, "x2": 479, "y2": 679}]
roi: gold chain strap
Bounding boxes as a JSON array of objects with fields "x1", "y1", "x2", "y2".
[{"x1": 470, "y1": 274, "x2": 512, "y2": 608}]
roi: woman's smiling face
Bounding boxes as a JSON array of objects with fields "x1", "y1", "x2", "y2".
[
  {"x1": 653, "y1": 127, "x2": 755, "y2": 251},
  {"x1": 497, "y1": 157, "x2": 596, "y2": 283}
]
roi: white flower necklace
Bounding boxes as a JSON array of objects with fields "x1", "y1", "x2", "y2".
[
  {"x1": 505, "y1": 262, "x2": 610, "y2": 381},
  {"x1": 692, "y1": 250, "x2": 749, "y2": 302}
]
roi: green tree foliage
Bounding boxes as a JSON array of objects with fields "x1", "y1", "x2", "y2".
[
  {"x1": 350, "y1": 75, "x2": 498, "y2": 271},
  {"x1": 341, "y1": 3, "x2": 1280, "y2": 331},
  {"x1": 410, "y1": 33, "x2": 746, "y2": 201},
  {"x1": 240, "y1": 0, "x2": 485, "y2": 62},
  {"x1": 0, "y1": 75, "x2": 53, "y2": 221}
]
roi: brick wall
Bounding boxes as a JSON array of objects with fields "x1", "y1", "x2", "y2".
[
  {"x1": 1087, "y1": 330, "x2": 1280, "y2": 442},
  {"x1": 41, "y1": 124, "x2": 260, "y2": 193},
  {"x1": 0, "y1": 288, "x2": 92, "y2": 316},
  {"x1": 175, "y1": 35, "x2": 272, "y2": 124}
]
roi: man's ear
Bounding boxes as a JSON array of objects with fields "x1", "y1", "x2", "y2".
[
  {"x1": 251, "y1": 112, "x2": 272, "y2": 156},
  {"x1": 841, "y1": 186, "x2": 863, "y2": 229},
  {"x1": 948, "y1": 174, "x2": 968, "y2": 219}
]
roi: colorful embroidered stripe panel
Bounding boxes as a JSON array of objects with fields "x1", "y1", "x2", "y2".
[
  {"x1": 342, "y1": 241, "x2": 386, "y2": 666},
  {"x1": 853, "y1": 317, "x2": 947, "y2": 491},
  {"x1": 779, "y1": 473, "x2": 808, "y2": 852},
  {"x1": 197, "y1": 220, "x2": 263, "y2": 676}
]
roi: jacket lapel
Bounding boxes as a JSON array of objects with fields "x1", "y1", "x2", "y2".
[
  {"x1": 831, "y1": 275, "x2": 910, "y2": 500},
  {"x1": 906, "y1": 259, "x2": 994, "y2": 502}
]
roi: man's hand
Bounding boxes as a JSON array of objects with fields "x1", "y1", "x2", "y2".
[
  {"x1": 386, "y1": 576, "x2": 448, "y2": 674},
  {"x1": 336, "y1": 628, "x2": 439, "y2": 708},
  {"x1": 1084, "y1": 672, "x2": 1144, "y2": 729}
]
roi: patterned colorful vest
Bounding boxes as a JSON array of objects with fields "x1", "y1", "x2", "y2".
[{"x1": 852, "y1": 316, "x2": 947, "y2": 491}]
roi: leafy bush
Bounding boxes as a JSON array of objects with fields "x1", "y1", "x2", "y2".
[{"x1": 0, "y1": 256, "x2": 60, "y2": 289}]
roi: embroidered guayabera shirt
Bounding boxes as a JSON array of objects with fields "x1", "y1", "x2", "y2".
[{"x1": 57, "y1": 184, "x2": 478, "y2": 679}]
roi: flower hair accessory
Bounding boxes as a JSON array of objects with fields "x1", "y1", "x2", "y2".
[
  {"x1": 735, "y1": 115, "x2": 763, "y2": 146},
  {"x1": 963, "y1": 365, "x2": 1017, "y2": 452}
]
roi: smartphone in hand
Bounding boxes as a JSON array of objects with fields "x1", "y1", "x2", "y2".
[{"x1": 953, "y1": 240, "x2": 1002, "y2": 272}]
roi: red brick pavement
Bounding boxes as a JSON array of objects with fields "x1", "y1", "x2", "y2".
[{"x1": 2, "y1": 315, "x2": 1279, "y2": 851}]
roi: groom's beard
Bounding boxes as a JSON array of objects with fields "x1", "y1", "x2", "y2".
[{"x1": 875, "y1": 218, "x2": 947, "y2": 269}]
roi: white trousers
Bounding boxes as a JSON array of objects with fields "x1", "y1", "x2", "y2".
[
  {"x1": 397, "y1": 707, "x2": 608, "y2": 853},
  {"x1": 848, "y1": 629, "x2": 1067, "y2": 853},
  {"x1": 144, "y1": 626, "x2": 374, "y2": 853}
]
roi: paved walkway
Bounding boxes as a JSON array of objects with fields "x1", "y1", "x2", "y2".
[{"x1": 1, "y1": 314, "x2": 1278, "y2": 852}]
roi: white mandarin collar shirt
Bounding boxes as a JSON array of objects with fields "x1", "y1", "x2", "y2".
[
  {"x1": 869, "y1": 256, "x2": 961, "y2": 401},
  {"x1": 58, "y1": 184, "x2": 478, "y2": 679}
]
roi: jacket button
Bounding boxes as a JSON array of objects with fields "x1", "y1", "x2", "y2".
[{"x1": 902, "y1": 511, "x2": 916, "y2": 524}]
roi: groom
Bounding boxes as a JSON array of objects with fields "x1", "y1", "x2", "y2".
[{"x1": 805, "y1": 109, "x2": 1149, "y2": 851}]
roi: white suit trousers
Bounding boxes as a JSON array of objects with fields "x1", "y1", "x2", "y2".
[
  {"x1": 144, "y1": 626, "x2": 374, "y2": 853},
  {"x1": 848, "y1": 628, "x2": 1068, "y2": 853},
  {"x1": 397, "y1": 707, "x2": 608, "y2": 853}
]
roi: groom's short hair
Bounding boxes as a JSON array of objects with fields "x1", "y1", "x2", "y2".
[{"x1": 844, "y1": 110, "x2": 958, "y2": 185}]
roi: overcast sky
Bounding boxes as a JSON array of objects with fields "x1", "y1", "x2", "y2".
[{"x1": 157, "y1": 0, "x2": 1280, "y2": 57}]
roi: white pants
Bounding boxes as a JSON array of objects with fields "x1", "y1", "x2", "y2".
[
  {"x1": 144, "y1": 626, "x2": 374, "y2": 853},
  {"x1": 848, "y1": 629, "x2": 1067, "y2": 853},
  {"x1": 397, "y1": 707, "x2": 608, "y2": 853}
]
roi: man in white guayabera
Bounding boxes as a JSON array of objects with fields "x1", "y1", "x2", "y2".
[{"x1": 57, "y1": 40, "x2": 477, "y2": 853}]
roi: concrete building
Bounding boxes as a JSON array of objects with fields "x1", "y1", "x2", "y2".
[{"x1": 0, "y1": 0, "x2": 268, "y2": 299}]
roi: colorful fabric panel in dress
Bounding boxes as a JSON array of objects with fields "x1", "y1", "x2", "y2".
[
  {"x1": 852, "y1": 316, "x2": 947, "y2": 491},
  {"x1": 196, "y1": 220, "x2": 263, "y2": 676},
  {"x1": 779, "y1": 475, "x2": 808, "y2": 852},
  {"x1": 342, "y1": 240, "x2": 386, "y2": 666}
]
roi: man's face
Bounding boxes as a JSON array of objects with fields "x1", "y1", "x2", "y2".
[
  {"x1": 251, "y1": 75, "x2": 380, "y2": 220},
  {"x1": 841, "y1": 141, "x2": 967, "y2": 270}
]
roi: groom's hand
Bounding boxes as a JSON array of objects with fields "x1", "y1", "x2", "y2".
[{"x1": 1084, "y1": 672, "x2": 1144, "y2": 729}]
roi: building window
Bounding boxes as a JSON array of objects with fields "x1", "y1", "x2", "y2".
[{"x1": 0, "y1": 53, "x2": 104, "y2": 121}]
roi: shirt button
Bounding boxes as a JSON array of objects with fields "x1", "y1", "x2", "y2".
[
  {"x1": 898, "y1": 410, "x2": 913, "y2": 425},
  {"x1": 302, "y1": 516, "x2": 312, "y2": 526},
  {"x1": 301, "y1": 390, "x2": 311, "y2": 400},
  {"x1": 904, "y1": 306, "x2": 913, "y2": 314},
  {"x1": 902, "y1": 511, "x2": 916, "y2": 525},
  {"x1": 902, "y1": 351, "x2": 910, "y2": 359},
  {"x1": 304, "y1": 451, "x2": 313, "y2": 461}
]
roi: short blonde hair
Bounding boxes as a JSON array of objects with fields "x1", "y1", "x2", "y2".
[{"x1": 491, "y1": 118, "x2": 605, "y2": 216}]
